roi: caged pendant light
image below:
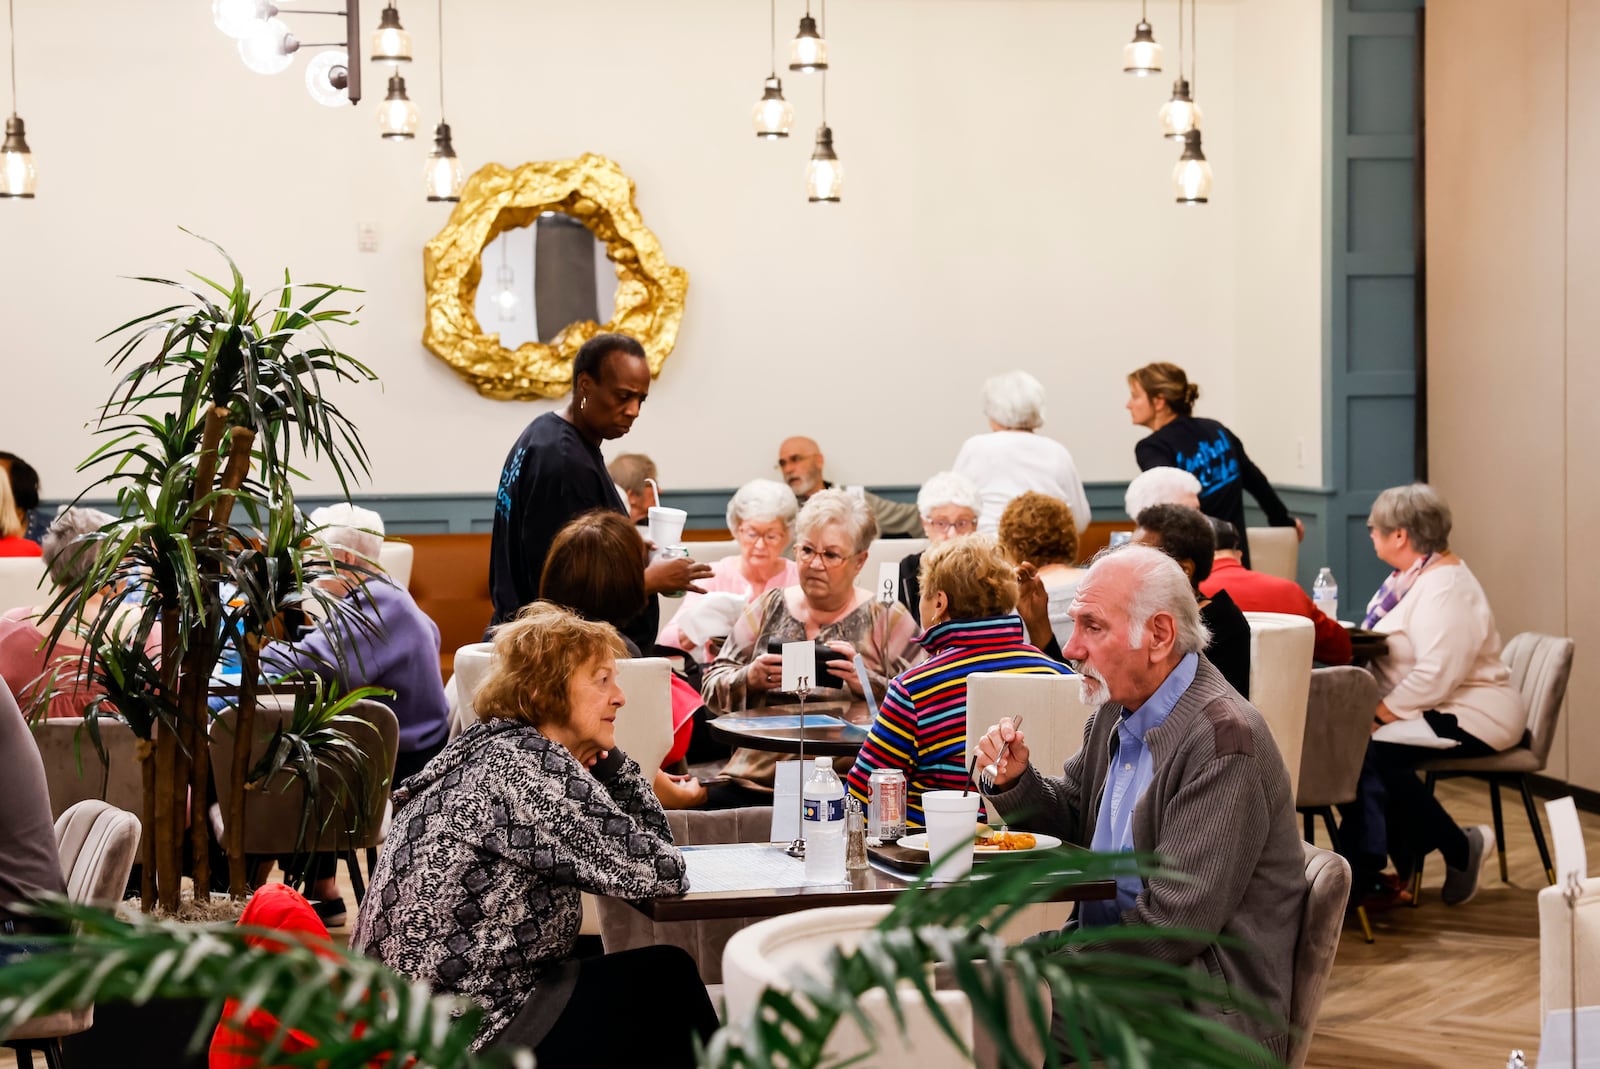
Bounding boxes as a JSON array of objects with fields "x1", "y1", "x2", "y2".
[
  {"x1": 1122, "y1": 0, "x2": 1162, "y2": 76},
  {"x1": 752, "y1": 0, "x2": 793, "y2": 139},
  {"x1": 789, "y1": 0, "x2": 828, "y2": 73},
  {"x1": 1158, "y1": 0, "x2": 1202, "y2": 141},
  {"x1": 423, "y1": 0, "x2": 464, "y2": 201},
  {"x1": 1, "y1": 0, "x2": 34, "y2": 199}
]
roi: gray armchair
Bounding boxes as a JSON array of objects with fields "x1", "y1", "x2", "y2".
[{"x1": 1295, "y1": 666, "x2": 1378, "y2": 942}]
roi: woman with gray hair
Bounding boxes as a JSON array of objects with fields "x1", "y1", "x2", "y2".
[
  {"x1": 953, "y1": 370, "x2": 1091, "y2": 537},
  {"x1": 701, "y1": 489, "x2": 922, "y2": 797},
  {"x1": 896, "y1": 471, "x2": 981, "y2": 626},
  {"x1": 1341, "y1": 483, "x2": 1525, "y2": 910},
  {"x1": 0, "y1": 507, "x2": 144, "y2": 718},
  {"x1": 657, "y1": 478, "x2": 801, "y2": 662}
]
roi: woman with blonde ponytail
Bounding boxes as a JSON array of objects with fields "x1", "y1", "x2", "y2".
[
  {"x1": 844, "y1": 536, "x2": 1071, "y2": 830},
  {"x1": 1126, "y1": 362, "x2": 1303, "y2": 569}
]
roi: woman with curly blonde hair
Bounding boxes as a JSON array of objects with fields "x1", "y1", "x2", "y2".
[
  {"x1": 997, "y1": 491, "x2": 1086, "y2": 652},
  {"x1": 845, "y1": 536, "x2": 1070, "y2": 828}
]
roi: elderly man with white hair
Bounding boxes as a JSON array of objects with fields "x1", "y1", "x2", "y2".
[
  {"x1": 976, "y1": 545, "x2": 1305, "y2": 1061},
  {"x1": 1123, "y1": 465, "x2": 1201, "y2": 520},
  {"x1": 260, "y1": 502, "x2": 451, "y2": 926},
  {"x1": 952, "y1": 370, "x2": 1091, "y2": 537}
]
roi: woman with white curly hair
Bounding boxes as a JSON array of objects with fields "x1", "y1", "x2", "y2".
[
  {"x1": 657, "y1": 478, "x2": 801, "y2": 662},
  {"x1": 896, "y1": 471, "x2": 982, "y2": 626},
  {"x1": 953, "y1": 370, "x2": 1091, "y2": 537}
]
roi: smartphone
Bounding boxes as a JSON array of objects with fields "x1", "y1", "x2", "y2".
[{"x1": 765, "y1": 639, "x2": 846, "y2": 690}]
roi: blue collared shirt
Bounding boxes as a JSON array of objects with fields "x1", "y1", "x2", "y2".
[{"x1": 1078, "y1": 652, "x2": 1199, "y2": 928}]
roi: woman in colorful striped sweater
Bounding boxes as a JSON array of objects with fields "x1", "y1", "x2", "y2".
[{"x1": 846, "y1": 536, "x2": 1072, "y2": 829}]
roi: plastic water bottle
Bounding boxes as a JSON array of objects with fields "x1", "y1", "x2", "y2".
[
  {"x1": 1312, "y1": 568, "x2": 1339, "y2": 621},
  {"x1": 803, "y1": 757, "x2": 847, "y2": 883}
]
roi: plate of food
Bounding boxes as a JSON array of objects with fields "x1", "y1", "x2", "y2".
[{"x1": 898, "y1": 824, "x2": 1063, "y2": 855}]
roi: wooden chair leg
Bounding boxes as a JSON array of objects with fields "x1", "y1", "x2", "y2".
[
  {"x1": 1488, "y1": 778, "x2": 1509, "y2": 882},
  {"x1": 1517, "y1": 776, "x2": 1557, "y2": 885}
]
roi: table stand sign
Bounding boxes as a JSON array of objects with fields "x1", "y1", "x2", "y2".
[{"x1": 780, "y1": 640, "x2": 816, "y2": 859}]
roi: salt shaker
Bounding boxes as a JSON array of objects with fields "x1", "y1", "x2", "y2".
[{"x1": 845, "y1": 797, "x2": 869, "y2": 870}]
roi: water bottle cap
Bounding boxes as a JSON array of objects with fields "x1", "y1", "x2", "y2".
[{"x1": 814, "y1": 756, "x2": 830, "y2": 769}]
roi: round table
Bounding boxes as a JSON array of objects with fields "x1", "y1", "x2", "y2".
[{"x1": 704, "y1": 699, "x2": 874, "y2": 757}]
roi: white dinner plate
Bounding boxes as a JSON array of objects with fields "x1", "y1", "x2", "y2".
[{"x1": 898, "y1": 831, "x2": 1064, "y2": 855}]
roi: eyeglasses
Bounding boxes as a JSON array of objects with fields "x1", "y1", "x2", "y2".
[
  {"x1": 795, "y1": 543, "x2": 854, "y2": 569},
  {"x1": 924, "y1": 517, "x2": 977, "y2": 535},
  {"x1": 736, "y1": 525, "x2": 787, "y2": 547}
]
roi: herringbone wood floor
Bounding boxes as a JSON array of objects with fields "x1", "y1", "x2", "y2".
[{"x1": 4, "y1": 779, "x2": 1589, "y2": 1068}]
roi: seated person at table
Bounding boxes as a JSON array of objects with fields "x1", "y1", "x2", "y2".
[
  {"x1": 0, "y1": 451, "x2": 46, "y2": 542},
  {"x1": 608, "y1": 452, "x2": 657, "y2": 525},
  {"x1": 1338, "y1": 484, "x2": 1525, "y2": 907},
  {"x1": 1201, "y1": 517, "x2": 1352, "y2": 666},
  {"x1": 0, "y1": 466, "x2": 40, "y2": 557},
  {"x1": 1132, "y1": 504, "x2": 1251, "y2": 698},
  {"x1": 353, "y1": 603, "x2": 715, "y2": 1064},
  {"x1": 896, "y1": 470, "x2": 981, "y2": 627},
  {"x1": 701, "y1": 489, "x2": 922, "y2": 792},
  {"x1": 658, "y1": 478, "x2": 800, "y2": 662},
  {"x1": 260, "y1": 504, "x2": 451, "y2": 924},
  {"x1": 0, "y1": 678, "x2": 70, "y2": 953},
  {"x1": 999, "y1": 491, "x2": 1086, "y2": 653},
  {"x1": 848, "y1": 537, "x2": 1069, "y2": 828},
  {"x1": 776, "y1": 435, "x2": 923, "y2": 537},
  {"x1": 1123, "y1": 465, "x2": 1201, "y2": 520},
  {"x1": 975, "y1": 546, "x2": 1302, "y2": 1062},
  {"x1": 0, "y1": 507, "x2": 148, "y2": 719},
  {"x1": 540, "y1": 510, "x2": 706, "y2": 809}
]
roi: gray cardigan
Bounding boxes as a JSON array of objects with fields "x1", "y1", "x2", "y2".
[{"x1": 987, "y1": 655, "x2": 1302, "y2": 1061}]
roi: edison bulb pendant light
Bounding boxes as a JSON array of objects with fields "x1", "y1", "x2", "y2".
[
  {"x1": 0, "y1": 116, "x2": 36, "y2": 198},
  {"x1": 1122, "y1": 19, "x2": 1162, "y2": 76},
  {"x1": 424, "y1": 122, "x2": 464, "y2": 201},
  {"x1": 1159, "y1": 76, "x2": 1202, "y2": 140},
  {"x1": 752, "y1": 76, "x2": 793, "y2": 139},
  {"x1": 377, "y1": 73, "x2": 419, "y2": 139},
  {"x1": 806, "y1": 125, "x2": 842, "y2": 202},
  {"x1": 1173, "y1": 129, "x2": 1213, "y2": 204},
  {"x1": 789, "y1": 14, "x2": 828, "y2": 72},
  {"x1": 370, "y1": 3, "x2": 412, "y2": 65}
]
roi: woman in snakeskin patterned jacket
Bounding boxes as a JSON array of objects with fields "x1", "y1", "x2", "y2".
[{"x1": 352, "y1": 603, "x2": 718, "y2": 1065}]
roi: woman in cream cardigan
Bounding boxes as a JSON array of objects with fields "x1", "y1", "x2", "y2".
[{"x1": 1346, "y1": 483, "x2": 1525, "y2": 909}]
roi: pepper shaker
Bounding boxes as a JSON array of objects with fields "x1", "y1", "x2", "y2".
[{"x1": 846, "y1": 796, "x2": 869, "y2": 870}]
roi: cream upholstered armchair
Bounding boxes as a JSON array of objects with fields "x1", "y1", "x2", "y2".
[
  {"x1": 1244, "y1": 612, "x2": 1315, "y2": 798},
  {"x1": 0, "y1": 557, "x2": 46, "y2": 614},
  {"x1": 1245, "y1": 526, "x2": 1299, "y2": 582}
]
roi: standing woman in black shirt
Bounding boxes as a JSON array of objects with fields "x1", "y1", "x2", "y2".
[{"x1": 1126, "y1": 362, "x2": 1302, "y2": 569}]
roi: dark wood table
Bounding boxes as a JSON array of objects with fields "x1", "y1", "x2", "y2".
[
  {"x1": 633, "y1": 842, "x2": 1116, "y2": 922},
  {"x1": 704, "y1": 699, "x2": 875, "y2": 757},
  {"x1": 1344, "y1": 626, "x2": 1389, "y2": 666}
]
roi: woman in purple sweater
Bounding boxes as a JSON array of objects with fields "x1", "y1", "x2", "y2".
[{"x1": 260, "y1": 504, "x2": 450, "y2": 924}]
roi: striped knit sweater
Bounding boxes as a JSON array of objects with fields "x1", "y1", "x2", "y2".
[{"x1": 845, "y1": 614, "x2": 1071, "y2": 828}]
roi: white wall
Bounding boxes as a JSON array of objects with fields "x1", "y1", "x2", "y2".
[{"x1": 0, "y1": 0, "x2": 1321, "y2": 499}]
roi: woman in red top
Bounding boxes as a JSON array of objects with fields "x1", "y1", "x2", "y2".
[{"x1": 0, "y1": 468, "x2": 40, "y2": 557}]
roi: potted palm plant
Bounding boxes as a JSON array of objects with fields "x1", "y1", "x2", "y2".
[{"x1": 33, "y1": 232, "x2": 383, "y2": 912}]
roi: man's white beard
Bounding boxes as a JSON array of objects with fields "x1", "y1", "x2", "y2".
[{"x1": 1079, "y1": 665, "x2": 1110, "y2": 707}]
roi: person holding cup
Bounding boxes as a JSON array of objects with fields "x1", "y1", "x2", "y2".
[
  {"x1": 487, "y1": 333, "x2": 711, "y2": 653},
  {"x1": 974, "y1": 544, "x2": 1303, "y2": 1063}
]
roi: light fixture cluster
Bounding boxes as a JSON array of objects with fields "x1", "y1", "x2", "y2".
[
  {"x1": 1123, "y1": 0, "x2": 1211, "y2": 204},
  {"x1": 751, "y1": 0, "x2": 841, "y2": 203}
]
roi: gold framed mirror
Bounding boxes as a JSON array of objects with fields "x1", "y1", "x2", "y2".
[{"x1": 422, "y1": 154, "x2": 689, "y2": 400}]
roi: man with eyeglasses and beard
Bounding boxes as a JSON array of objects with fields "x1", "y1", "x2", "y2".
[{"x1": 975, "y1": 544, "x2": 1306, "y2": 1064}]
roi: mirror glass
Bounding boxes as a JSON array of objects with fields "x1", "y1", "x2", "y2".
[{"x1": 474, "y1": 211, "x2": 618, "y2": 348}]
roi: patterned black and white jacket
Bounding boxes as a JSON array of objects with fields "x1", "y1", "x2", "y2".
[{"x1": 351, "y1": 718, "x2": 688, "y2": 1048}]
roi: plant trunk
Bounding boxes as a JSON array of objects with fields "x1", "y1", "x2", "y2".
[
  {"x1": 153, "y1": 724, "x2": 181, "y2": 913},
  {"x1": 210, "y1": 426, "x2": 256, "y2": 530},
  {"x1": 138, "y1": 739, "x2": 156, "y2": 912},
  {"x1": 190, "y1": 405, "x2": 230, "y2": 528},
  {"x1": 226, "y1": 638, "x2": 260, "y2": 898},
  {"x1": 186, "y1": 677, "x2": 212, "y2": 902}
]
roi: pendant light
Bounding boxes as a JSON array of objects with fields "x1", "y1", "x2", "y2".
[
  {"x1": 213, "y1": 0, "x2": 272, "y2": 40},
  {"x1": 1173, "y1": 129, "x2": 1212, "y2": 204},
  {"x1": 752, "y1": 0, "x2": 793, "y2": 139},
  {"x1": 1159, "y1": 0, "x2": 1202, "y2": 141},
  {"x1": 789, "y1": 0, "x2": 827, "y2": 73},
  {"x1": 806, "y1": 23, "x2": 842, "y2": 206},
  {"x1": 1122, "y1": 0, "x2": 1162, "y2": 77},
  {"x1": 370, "y1": 3, "x2": 412, "y2": 65},
  {"x1": 424, "y1": 0, "x2": 464, "y2": 202},
  {"x1": 305, "y1": 49, "x2": 351, "y2": 107},
  {"x1": 377, "y1": 73, "x2": 418, "y2": 139},
  {"x1": 1, "y1": 0, "x2": 34, "y2": 199}
]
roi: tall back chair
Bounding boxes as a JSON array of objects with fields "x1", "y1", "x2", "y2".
[
  {"x1": 209, "y1": 696, "x2": 398, "y2": 903},
  {"x1": 448, "y1": 641, "x2": 496, "y2": 739},
  {"x1": 1295, "y1": 666, "x2": 1379, "y2": 942},
  {"x1": 1290, "y1": 843, "x2": 1352, "y2": 1069},
  {"x1": 0, "y1": 557, "x2": 47, "y2": 614},
  {"x1": 1243, "y1": 612, "x2": 1315, "y2": 798},
  {"x1": 32, "y1": 718, "x2": 146, "y2": 849},
  {"x1": 966, "y1": 672, "x2": 1097, "y2": 780},
  {"x1": 4, "y1": 800, "x2": 142, "y2": 1069},
  {"x1": 1417, "y1": 632, "x2": 1575, "y2": 891},
  {"x1": 1245, "y1": 527, "x2": 1299, "y2": 582},
  {"x1": 376, "y1": 541, "x2": 414, "y2": 590},
  {"x1": 722, "y1": 905, "x2": 975, "y2": 1069},
  {"x1": 863, "y1": 538, "x2": 928, "y2": 599}
]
